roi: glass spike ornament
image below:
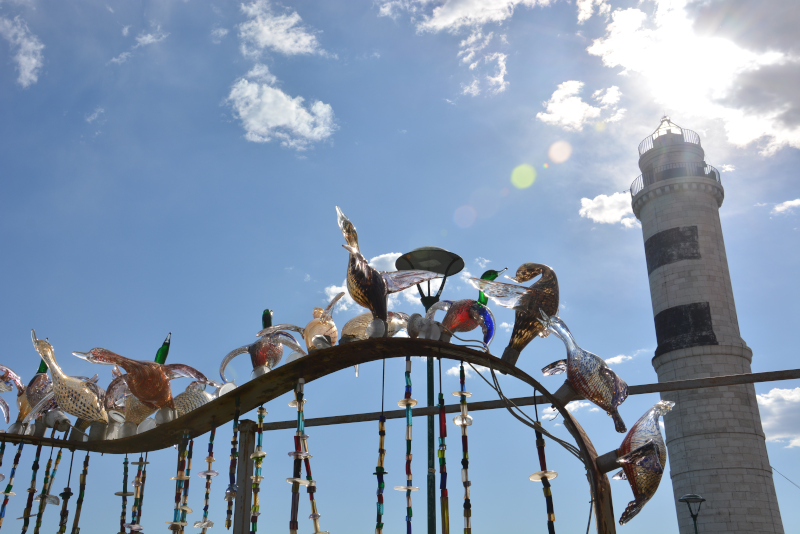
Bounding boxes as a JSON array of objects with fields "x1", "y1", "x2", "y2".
[{"x1": 539, "y1": 310, "x2": 628, "y2": 433}]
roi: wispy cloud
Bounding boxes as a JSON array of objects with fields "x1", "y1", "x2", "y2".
[
  {"x1": 446, "y1": 363, "x2": 488, "y2": 379},
  {"x1": 719, "y1": 164, "x2": 736, "y2": 172},
  {"x1": 211, "y1": 27, "x2": 229, "y2": 44},
  {"x1": 239, "y1": 0, "x2": 329, "y2": 58},
  {"x1": 577, "y1": 0, "x2": 610, "y2": 24},
  {"x1": 227, "y1": 64, "x2": 337, "y2": 150},
  {"x1": 536, "y1": 80, "x2": 624, "y2": 131},
  {"x1": 134, "y1": 27, "x2": 169, "y2": 48},
  {"x1": 85, "y1": 107, "x2": 105, "y2": 124},
  {"x1": 0, "y1": 16, "x2": 44, "y2": 88},
  {"x1": 605, "y1": 348, "x2": 650, "y2": 366},
  {"x1": 474, "y1": 257, "x2": 491, "y2": 269},
  {"x1": 122, "y1": 25, "x2": 131, "y2": 37},
  {"x1": 772, "y1": 199, "x2": 800, "y2": 215},
  {"x1": 757, "y1": 388, "x2": 800, "y2": 447},
  {"x1": 579, "y1": 192, "x2": 639, "y2": 228}
]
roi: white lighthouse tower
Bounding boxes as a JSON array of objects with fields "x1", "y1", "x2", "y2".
[{"x1": 631, "y1": 117, "x2": 784, "y2": 533}]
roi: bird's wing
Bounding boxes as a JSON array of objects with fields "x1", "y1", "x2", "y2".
[
  {"x1": 468, "y1": 279, "x2": 530, "y2": 309},
  {"x1": 0, "y1": 396, "x2": 8, "y2": 424},
  {"x1": 381, "y1": 270, "x2": 440, "y2": 294},
  {"x1": 22, "y1": 390, "x2": 55, "y2": 425},
  {"x1": 271, "y1": 332, "x2": 307, "y2": 356},
  {"x1": 104, "y1": 375, "x2": 130, "y2": 411},
  {"x1": 600, "y1": 366, "x2": 629, "y2": 408},
  {"x1": 219, "y1": 345, "x2": 249, "y2": 384},
  {"x1": 320, "y1": 292, "x2": 345, "y2": 323},
  {"x1": 542, "y1": 360, "x2": 568, "y2": 376},
  {"x1": 477, "y1": 305, "x2": 496, "y2": 346},
  {"x1": 256, "y1": 324, "x2": 304, "y2": 338},
  {"x1": 163, "y1": 364, "x2": 209, "y2": 383},
  {"x1": 617, "y1": 440, "x2": 663, "y2": 475},
  {"x1": 425, "y1": 300, "x2": 452, "y2": 321}
]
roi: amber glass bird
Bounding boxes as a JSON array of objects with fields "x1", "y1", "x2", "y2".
[
  {"x1": 27, "y1": 330, "x2": 107, "y2": 424},
  {"x1": 539, "y1": 310, "x2": 628, "y2": 432},
  {"x1": 615, "y1": 400, "x2": 674, "y2": 525},
  {"x1": 469, "y1": 262, "x2": 559, "y2": 365},
  {"x1": 336, "y1": 206, "x2": 440, "y2": 330},
  {"x1": 73, "y1": 347, "x2": 208, "y2": 411},
  {"x1": 302, "y1": 292, "x2": 344, "y2": 350}
]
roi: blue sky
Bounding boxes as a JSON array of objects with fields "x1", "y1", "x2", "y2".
[{"x1": 1, "y1": 0, "x2": 799, "y2": 532}]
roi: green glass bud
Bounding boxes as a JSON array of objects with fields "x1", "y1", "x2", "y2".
[
  {"x1": 154, "y1": 333, "x2": 171, "y2": 365},
  {"x1": 261, "y1": 309, "x2": 273, "y2": 330}
]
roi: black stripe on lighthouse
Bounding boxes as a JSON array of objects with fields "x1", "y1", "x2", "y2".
[
  {"x1": 654, "y1": 302, "x2": 718, "y2": 356},
  {"x1": 644, "y1": 226, "x2": 701, "y2": 275}
]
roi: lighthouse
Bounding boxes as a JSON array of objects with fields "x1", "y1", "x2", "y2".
[{"x1": 630, "y1": 117, "x2": 784, "y2": 533}]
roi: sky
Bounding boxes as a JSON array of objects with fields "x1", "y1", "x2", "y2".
[{"x1": 0, "y1": 0, "x2": 799, "y2": 532}]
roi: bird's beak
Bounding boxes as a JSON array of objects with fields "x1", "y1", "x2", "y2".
[
  {"x1": 342, "y1": 244, "x2": 358, "y2": 255},
  {"x1": 336, "y1": 206, "x2": 347, "y2": 230},
  {"x1": 505, "y1": 274, "x2": 521, "y2": 283},
  {"x1": 72, "y1": 351, "x2": 92, "y2": 361}
]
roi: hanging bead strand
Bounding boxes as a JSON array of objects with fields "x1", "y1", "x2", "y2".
[
  {"x1": 452, "y1": 362, "x2": 473, "y2": 534},
  {"x1": 0, "y1": 442, "x2": 23, "y2": 529},
  {"x1": 529, "y1": 388, "x2": 557, "y2": 534},
  {"x1": 194, "y1": 427, "x2": 217, "y2": 532},
  {"x1": 438, "y1": 358, "x2": 450, "y2": 534},
  {"x1": 136, "y1": 453, "x2": 150, "y2": 529},
  {"x1": 69, "y1": 452, "x2": 90, "y2": 534},
  {"x1": 179, "y1": 439, "x2": 195, "y2": 533},
  {"x1": 168, "y1": 433, "x2": 190, "y2": 531},
  {"x1": 373, "y1": 359, "x2": 387, "y2": 534},
  {"x1": 225, "y1": 398, "x2": 241, "y2": 530},
  {"x1": 394, "y1": 356, "x2": 419, "y2": 534},
  {"x1": 57, "y1": 451, "x2": 75, "y2": 534},
  {"x1": 124, "y1": 455, "x2": 146, "y2": 533},
  {"x1": 287, "y1": 385, "x2": 303, "y2": 534},
  {"x1": 115, "y1": 456, "x2": 135, "y2": 534},
  {"x1": 249, "y1": 406, "x2": 267, "y2": 534},
  {"x1": 19, "y1": 441, "x2": 44, "y2": 533},
  {"x1": 34, "y1": 445, "x2": 62, "y2": 534}
]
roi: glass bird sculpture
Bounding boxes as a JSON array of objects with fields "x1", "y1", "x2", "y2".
[
  {"x1": 26, "y1": 330, "x2": 107, "y2": 424},
  {"x1": 340, "y1": 311, "x2": 410, "y2": 343},
  {"x1": 173, "y1": 382, "x2": 216, "y2": 417},
  {"x1": 302, "y1": 292, "x2": 345, "y2": 350},
  {"x1": 0, "y1": 365, "x2": 25, "y2": 424},
  {"x1": 73, "y1": 347, "x2": 208, "y2": 412},
  {"x1": 336, "y1": 206, "x2": 440, "y2": 330},
  {"x1": 538, "y1": 310, "x2": 628, "y2": 433},
  {"x1": 614, "y1": 400, "x2": 675, "y2": 525},
  {"x1": 220, "y1": 309, "x2": 307, "y2": 383},
  {"x1": 424, "y1": 269, "x2": 504, "y2": 346},
  {"x1": 468, "y1": 263, "x2": 559, "y2": 366}
]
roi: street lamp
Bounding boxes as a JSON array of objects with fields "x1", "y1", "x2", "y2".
[
  {"x1": 395, "y1": 246, "x2": 464, "y2": 534},
  {"x1": 678, "y1": 493, "x2": 705, "y2": 534}
]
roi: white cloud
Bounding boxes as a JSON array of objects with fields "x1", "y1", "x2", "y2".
[
  {"x1": 474, "y1": 257, "x2": 491, "y2": 269},
  {"x1": 719, "y1": 164, "x2": 736, "y2": 172},
  {"x1": 543, "y1": 400, "x2": 592, "y2": 420},
  {"x1": 368, "y1": 252, "x2": 402, "y2": 272},
  {"x1": 755, "y1": 202, "x2": 768, "y2": 207},
  {"x1": 757, "y1": 388, "x2": 800, "y2": 447},
  {"x1": 408, "y1": 0, "x2": 553, "y2": 34},
  {"x1": 579, "y1": 191, "x2": 639, "y2": 228},
  {"x1": 122, "y1": 25, "x2": 131, "y2": 37},
  {"x1": 134, "y1": 27, "x2": 168, "y2": 48},
  {"x1": 304, "y1": 274, "x2": 311, "y2": 282},
  {"x1": 446, "y1": 363, "x2": 488, "y2": 379},
  {"x1": 537, "y1": 81, "x2": 624, "y2": 131},
  {"x1": 499, "y1": 321, "x2": 513, "y2": 332},
  {"x1": 85, "y1": 107, "x2": 105, "y2": 123},
  {"x1": 587, "y1": 0, "x2": 798, "y2": 155},
  {"x1": 0, "y1": 16, "x2": 44, "y2": 88},
  {"x1": 226, "y1": 64, "x2": 337, "y2": 150},
  {"x1": 211, "y1": 27, "x2": 229, "y2": 44},
  {"x1": 461, "y1": 79, "x2": 480, "y2": 96},
  {"x1": 605, "y1": 348, "x2": 649, "y2": 366},
  {"x1": 239, "y1": 0, "x2": 327, "y2": 58},
  {"x1": 109, "y1": 51, "x2": 132, "y2": 65},
  {"x1": 577, "y1": 0, "x2": 610, "y2": 24},
  {"x1": 485, "y1": 52, "x2": 508, "y2": 93},
  {"x1": 324, "y1": 280, "x2": 357, "y2": 312},
  {"x1": 458, "y1": 30, "x2": 493, "y2": 68},
  {"x1": 772, "y1": 199, "x2": 800, "y2": 215}
]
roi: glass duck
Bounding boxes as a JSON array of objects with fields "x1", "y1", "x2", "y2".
[
  {"x1": 301, "y1": 292, "x2": 345, "y2": 351},
  {"x1": 219, "y1": 309, "x2": 307, "y2": 383},
  {"x1": 73, "y1": 345, "x2": 208, "y2": 412},
  {"x1": 424, "y1": 268, "x2": 505, "y2": 346},
  {"x1": 26, "y1": 330, "x2": 108, "y2": 424},
  {"x1": 468, "y1": 262, "x2": 559, "y2": 366},
  {"x1": 538, "y1": 310, "x2": 628, "y2": 432},
  {"x1": 336, "y1": 206, "x2": 440, "y2": 331},
  {"x1": 0, "y1": 364, "x2": 25, "y2": 424},
  {"x1": 614, "y1": 400, "x2": 675, "y2": 525}
]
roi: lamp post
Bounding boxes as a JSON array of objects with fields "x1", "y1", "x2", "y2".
[
  {"x1": 678, "y1": 493, "x2": 705, "y2": 534},
  {"x1": 395, "y1": 247, "x2": 464, "y2": 534}
]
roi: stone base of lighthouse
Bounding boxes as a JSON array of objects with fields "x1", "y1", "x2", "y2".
[{"x1": 654, "y1": 344, "x2": 784, "y2": 534}]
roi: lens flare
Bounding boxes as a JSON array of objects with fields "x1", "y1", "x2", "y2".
[
  {"x1": 543, "y1": 163, "x2": 549, "y2": 169},
  {"x1": 454, "y1": 205, "x2": 477, "y2": 228},
  {"x1": 595, "y1": 121, "x2": 607, "y2": 132},
  {"x1": 511, "y1": 164, "x2": 536, "y2": 189},
  {"x1": 548, "y1": 141, "x2": 572, "y2": 164}
]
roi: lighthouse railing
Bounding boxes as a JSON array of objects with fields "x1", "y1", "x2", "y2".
[
  {"x1": 638, "y1": 128, "x2": 702, "y2": 156},
  {"x1": 631, "y1": 162, "x2": 720, "y2": 197}
]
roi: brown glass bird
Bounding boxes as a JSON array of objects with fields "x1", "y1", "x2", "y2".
[
  {"x1": 337, "y1": 206, "x2": 440, "y2": 332},
  {"x1": 468, "y1": 262, "x2": 559, "y2": 366}
]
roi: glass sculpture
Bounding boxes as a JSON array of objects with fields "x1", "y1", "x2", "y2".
[
  {"x1": 224, "y1": 398, "x2": 241, "y2": 529},
  {"x1": 174, "y1": 382, "x2": 216, "y2": 418},
  {"x1": 453, "y1": 362, "x2": 473, "y2": 534},
  {"x1": 425, "y1": 299, "x2": 496, "y2": 346},
  {"x1": 0, "y1": 442, "x2": 23, "y2": 528},
  {"x1": 393, "y1": 356, "x2": 419, "y2": 533},
  {"x1": 219, "y1": 311, "x2": 307, "y2": 384},
  {"x1": 303, "y1": 293, "x2": 345, "y2": 351},
  {"x1": 0, "y1": 365, "x2": 25, "y2": 425},
  {"x1": 26, "y1": 331, "x2": 107, "y2": 425},
  {"x1": 73, "y1": 346, "x2": 208, "y2": 415},
  {"x1": 468, "y1": 263, "x2": 560, "y2": 365},
  {"x1": 337, "y1": 206, "x2": 440, "y2": 329},
  {"x1": 194, "y1": 427, "x2": 217, "y2": 532},
  {"x1": 250, "y1": 406, "x2": 267, "y2": 534},
  {"x1": 538, "y1": 310, "x2": 629, "y2": 433},
  {"x1": 615, "y1": 400, "x2": 675, "y2": 525}
]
